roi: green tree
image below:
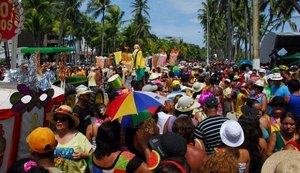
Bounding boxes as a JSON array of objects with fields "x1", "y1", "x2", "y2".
[
  {"x1": 130, "y1": 0, "x2": 152, "y2": 43},
  {"x1": 56, "y1": 0, "x2": 83, "y2": 46},
  {"x1": 23, "y1": 0, "x2": 54, "y2": 46},
  {"x1": 87, "y1": 0, "x2": 113, "y2": 56},
  {"x1": 105, "y1": 5, "x2": 125, "y2": 51}
]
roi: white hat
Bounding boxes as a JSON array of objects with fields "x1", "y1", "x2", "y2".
[
  {"x1": 175, "y1": 96, "x2": 200, "y2": 112},
  {"x1": 271, "y1": 73, "x2": 283, "y2": 81},
  {"x1": 192, "y1": 82, "x2": 205, "y2": 92},
  {"x1": 261, "y1": 150, "x2": 300, "y2": 173},
  {"x1": 142, "y1": 84, "x2": 158, "y2": 92},
  {"x1": 220, "y1": 120, "x2": 244, "y2": 147},
  {"x1": 267, "y1": 74, "x2": 273, "y2": 80},
  {"x1": 225, "y1": 79, "x2": 231, "y2": 83},
  {"x1": 254, "y1": 80, "x2": 265, "y2": 87},
  {"x1": 149, "y1": 72, "x2": 161, "y2": 80},
  {"x1": 259, "y1": 68, "x2": 266, "y2": 73},
  {"x1": 76, "y1": 85, "x2": 93, "y2": 96},
  {"x1": 181, "y1": 86, "x2": 192, "y2": 92}
]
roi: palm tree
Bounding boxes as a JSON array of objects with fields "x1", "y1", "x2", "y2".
[
  {"x1": 87, "y1": 0, "x2": 112, "y2": 56},
  {"x1": 23, "y1": 0, "x2": 53, "y2": 46},
  {"x1": 105, "y1": 5, "x2": 125, "y2": 51},
  {"x1": 198, "y1": 0, "x2": 226, "y2": 59},
  {"x1": 57, "y1": 0, "x2": 83, "y2": 46},
  {"x1": 130, "y1": 0, "x2": 152, "y2": 43},
  {"x1": 289, "y1": 0, "x2": 300, "y2": 14}
]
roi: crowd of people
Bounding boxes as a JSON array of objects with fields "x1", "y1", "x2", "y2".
[{"x1": 5, "y1": 44, "x2": 300, "y2": 173}]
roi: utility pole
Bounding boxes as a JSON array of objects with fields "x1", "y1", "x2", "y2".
[
  {"x1": 253, "y1": 0, "x2": 260, "y2": 69},
  {"x1": 206, "y1": 0, "x2": 210, "y2": 66}
]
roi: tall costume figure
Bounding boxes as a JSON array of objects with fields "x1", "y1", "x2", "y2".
[{"x1": 132, "y1": 44, "x2": 146, "y2": 82}]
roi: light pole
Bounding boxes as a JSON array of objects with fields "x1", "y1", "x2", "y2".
[{"x1": 206, "y1": 0, "x2": 210, "y2": 66}]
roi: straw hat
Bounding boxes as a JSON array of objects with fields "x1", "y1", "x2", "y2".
[
  {"x1": 271, "y1": 73, "x2": 283, "y2": 81},
  {"x1": 254, "y1": 80, "x2": 265, "y2": 87},
  {"x1": 220, "y1": 120, "x2": 244, "y2": 147},
  {"x1": 54, "y1": 105, "x2": 80, "y2": 128},
  {"x1": 261, "y1": 150, "x2": 300, "y2": 173},
  {"x1": 149, "y1": 72, "x2": 161, "y2": 80},
  {"x1": 175, "y1": 96, "x2": 200, "y2": 112},
  {"x1": 142, "y1": 84, "x2": 158, "y2": 92},
  {"x1": 192, "y1": 82, "x2": 205, "y2": 93},
  {"x1": 76, "y1": 85, "x2": 93, "y2": 96}
]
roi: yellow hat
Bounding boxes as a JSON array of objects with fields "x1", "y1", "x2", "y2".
[
  {"x1": 172, "y1": 80, "x2": 181, "y2": 88},
  {"x1": 26, "y1": 127, "x2": 57, "y2": 153}
]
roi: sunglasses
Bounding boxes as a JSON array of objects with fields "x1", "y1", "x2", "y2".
[{"x1": 53, "y1": 116, "x2": 68, "y2": 122}]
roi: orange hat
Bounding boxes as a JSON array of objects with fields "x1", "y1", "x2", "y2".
[
  {"x1": 26, "y1": 127, "x2": 57, "y2": 154},
  {"x1": 54, "y1": 105, "x2": 80, "y2": 128}
]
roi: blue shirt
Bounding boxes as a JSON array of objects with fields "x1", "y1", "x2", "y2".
[{"x1": 271, "y1": 85, "x2": 290, "y2": 97}]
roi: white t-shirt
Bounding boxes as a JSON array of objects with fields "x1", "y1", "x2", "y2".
[{"x1": 157, "y1": 112, "x2": 172, "y2": 134}]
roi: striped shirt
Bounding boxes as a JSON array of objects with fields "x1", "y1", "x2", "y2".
[{"x1": 194, "y1": 116, "x2": 228, "y2": 155}]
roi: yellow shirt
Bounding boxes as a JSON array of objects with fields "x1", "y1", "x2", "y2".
[
  {"x1": 235, "y1": 92, "x2": 246, "y2": 117},
  {"x1": 132, "y1": 49, "x2": 145, "y2": 69},
  {"x1": 54, "y1": 132, "x2": 92, "y2": 173}
]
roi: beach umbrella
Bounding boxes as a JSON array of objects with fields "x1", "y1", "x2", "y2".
[
  {"x1": 118, "y1": 107, "x2": 159, "y2": 128},
  {"x1": 105, "y1": 91, "x2": 166, "y2": 120}
]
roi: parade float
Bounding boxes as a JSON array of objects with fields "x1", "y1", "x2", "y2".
[{"x1": 0, "y1": 52, "x2": 64, "y2": 172}]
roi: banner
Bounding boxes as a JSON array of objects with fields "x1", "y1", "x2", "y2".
[
  {"x1": 158, "y1": 53, "x2": 167, "y2": 67},
  {"x1": 0, "y1": 0, "x2": 24, "y2": 41},
  {"x1": 169, "y1": 50, "x2": 179, "y2": 65}
]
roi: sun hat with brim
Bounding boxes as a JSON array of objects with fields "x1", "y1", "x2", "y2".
[
  {"x1": 54, "y1": 105, "x2": 80, "y2": 128},
  {"x1": 271, "y1": 73, "x2": 283, "y2": 81},
  {"x1": 142, "y1": 84, "x2": 158, "y2": 92},
  {"x1": 175, "y1": 96, "x2": 200, "y2": 112},
  {"x1": 181, "y1": 86, "x2": 192, "y2": 92},
  {"x1": 254, "y1": 80, "x2": 265, "y2": 87},
  {"x1": 261, "y1": 150, "x2": 300, "y2": 173},
  {"x1": 76, "y1": 85, "x2": 93, "y2": 96},
  {"x1": 192, "y1": 82, "x2": 205, "y2": 93},
  {"x1": 220, "y1": 120, "x2": 244, "y2": 147},
  {"x1": 26, "y1": 127, "x2": 57, "y2": 154},
  {"x1": 267, "y1": 74, "x2": 273, "y2": 80},
  {"x1": 149, "y1": 72, "x2": 161, "y2": 80}
]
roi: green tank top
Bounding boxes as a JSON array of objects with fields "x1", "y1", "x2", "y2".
[{"x1": 274, "y1": 131, "x2": 285, "y2": 152}]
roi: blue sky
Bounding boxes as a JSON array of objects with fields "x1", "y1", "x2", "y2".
[
  {"x1": 82, "y1": 0, "x2": 300, "y2": 48},
  {"x1": 113, "y1": 0, "x2": 205, "y2": 46}
]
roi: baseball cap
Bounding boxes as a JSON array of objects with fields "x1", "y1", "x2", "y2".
[
  {"x1": 26, "y1": 127, "x2": 57, "y2": 154},
  {"x1": 149, "y1": 132, "x2": 187, "y2": 159},
  {"x1": 204, "y1": 96, "x2": 218, "y2": 107}
]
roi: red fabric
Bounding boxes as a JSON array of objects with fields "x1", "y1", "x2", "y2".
[
  {"x1": 7, "y1": 113, "x2": 21, "y2": 172},
  {"x1": 105, "y1": 92, "x2": 130, "y2": 119},
  {"x1": 0, "y1": 109, "x2": 16, "y2": 120},
  {"x1": 286, "y1": 140, "x2": 300, "y2": 151}
]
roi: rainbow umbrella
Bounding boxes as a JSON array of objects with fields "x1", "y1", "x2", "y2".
[
  {"x1": 105, "y1": 91, "x2": 166, "y2": 121},
  {"x1": 118, "y1": 107, "x2": 159, "y2": 128}
]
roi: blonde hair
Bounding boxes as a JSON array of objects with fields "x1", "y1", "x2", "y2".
[{"x1": 201, "y1": 152, "x2": 238, "y2": 173}]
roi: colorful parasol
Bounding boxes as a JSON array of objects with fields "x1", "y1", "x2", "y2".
[
  {"x1": 118, "y1": 107, "x2": 159, "y2": 128},
  {"x1": 105, "y1": 91, "x2": 166, "y2": 120}
]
